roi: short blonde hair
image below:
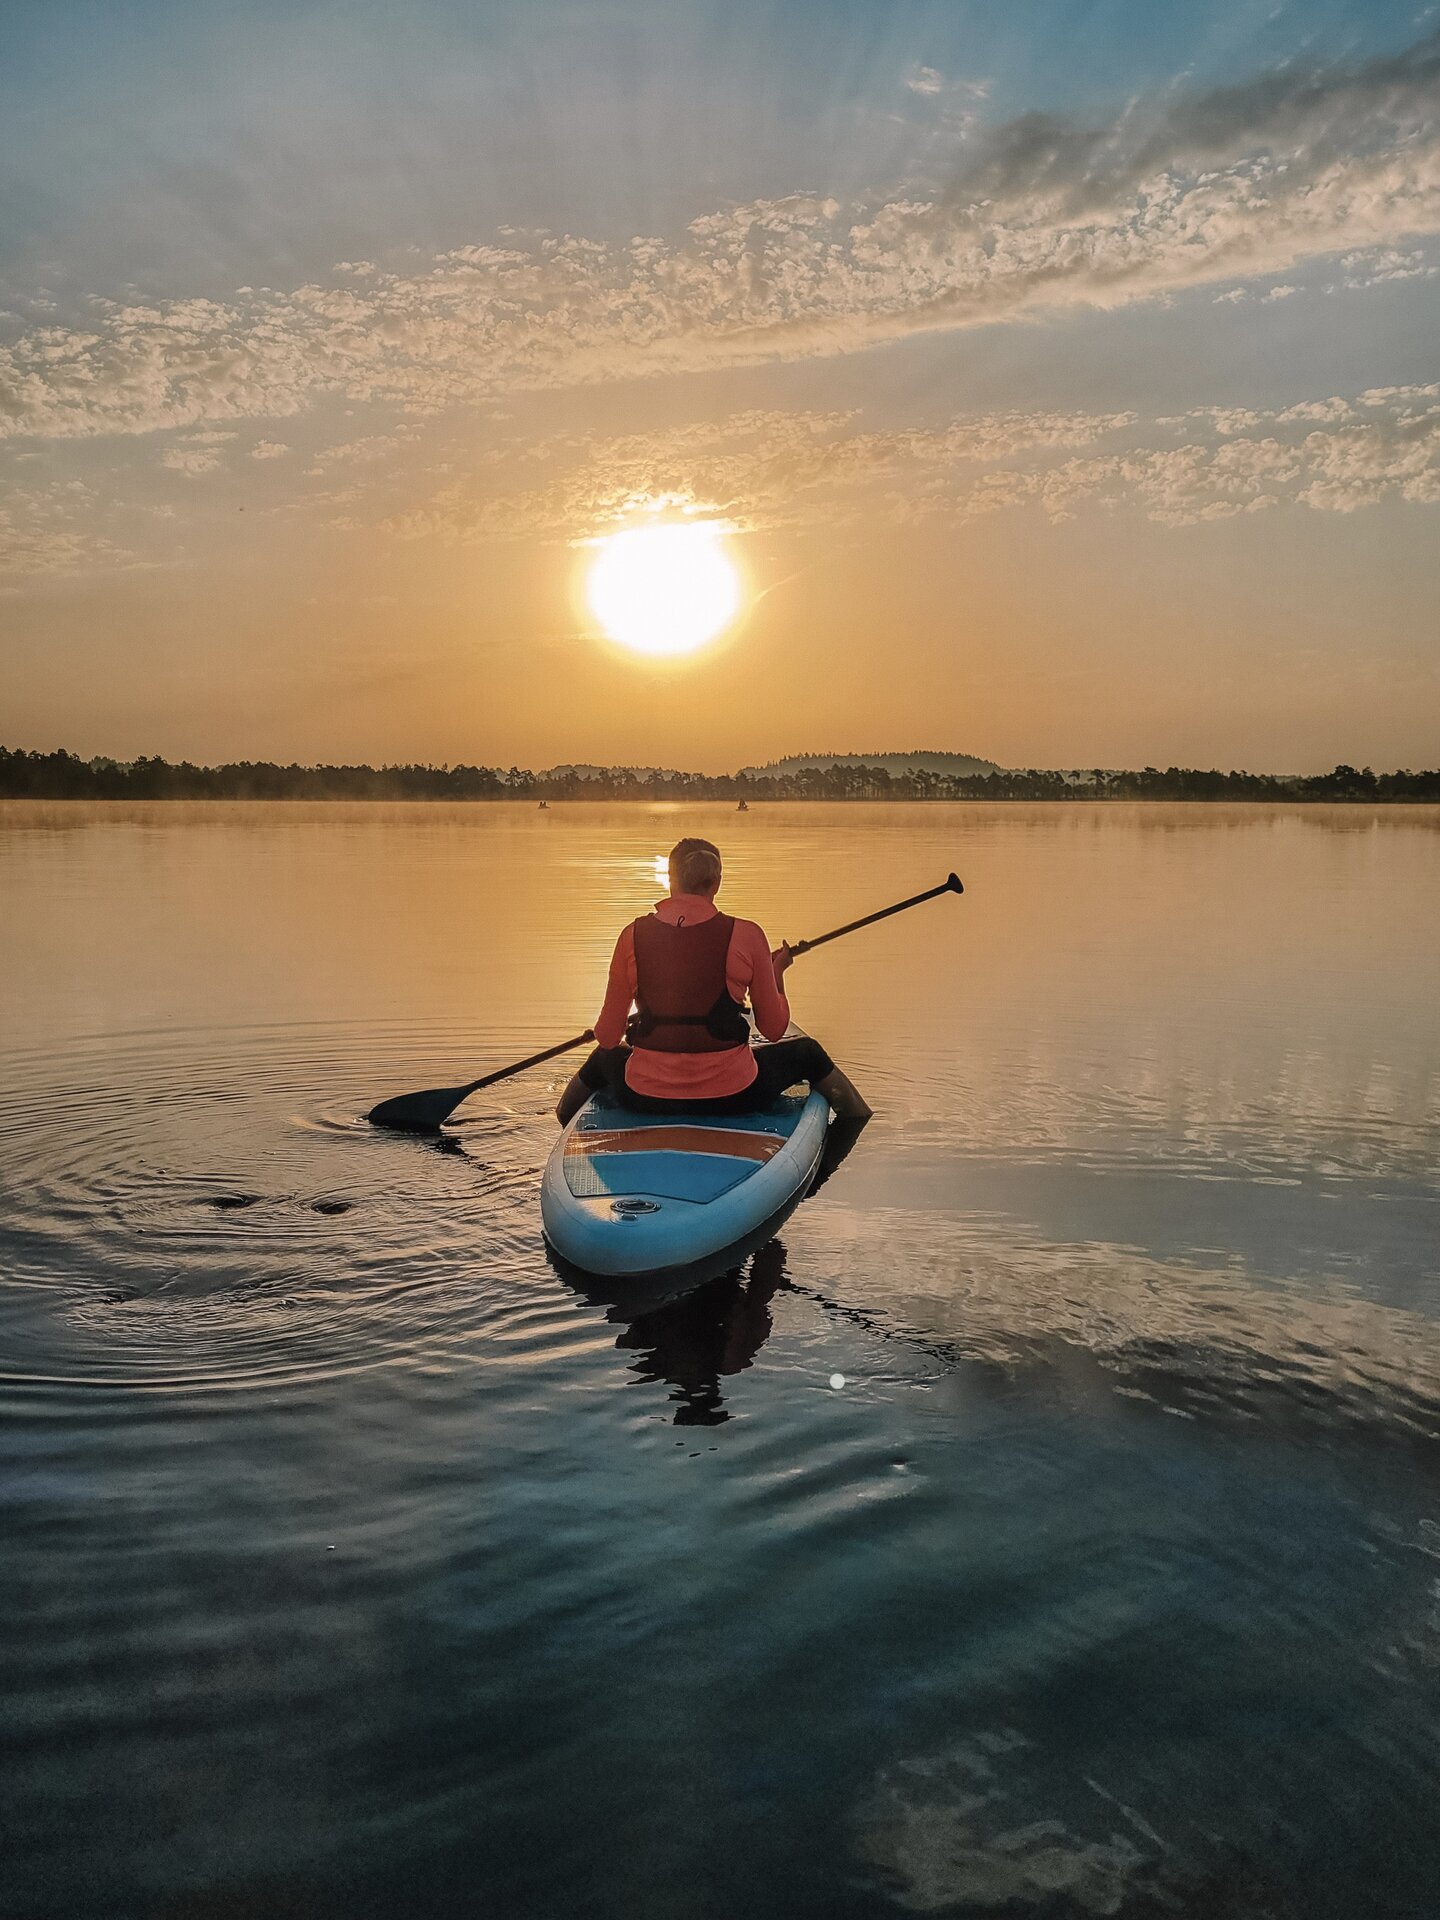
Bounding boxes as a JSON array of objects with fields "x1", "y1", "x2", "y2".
[{"x1": 669, "y1": 837, "x2": 722, "y2": 895}]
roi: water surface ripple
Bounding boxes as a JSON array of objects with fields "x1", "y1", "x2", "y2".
[{"x1": 2, "y1": 801, "x2": 1438, "y2": 1919}]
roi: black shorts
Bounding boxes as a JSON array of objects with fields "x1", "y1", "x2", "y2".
[{"x1": 577, "y1": 1036, "x2": 836, "y2": 1115}]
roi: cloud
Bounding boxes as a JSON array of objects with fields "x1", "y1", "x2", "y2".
[
  {"x1": 11, "y1": 383, "x2": 1436, "y2": 575},
  {"x1": 953, "y1": 388, "x2": 1440, "y2": 525},
  {"x1": 1339, "y1": 245, "x2": 1437, "y2": 287},
  {"x1": 905, "y1": 66, "x2": 945, "y2": 98},
  {"x1": 383, "y1": 385, "x2": 1440, "y2": 543},
  {"x1": 942, "y1": 27, "x2": 1440, "y2": 215},
  {"x1": 1, "y1": 33, "x2": 1438, "y2": 442},
  {"x1": 904, "y1": 65, "x2": 990, "y2": 104},
  {"x1": 0, "y1": 480, "x2": 130, "y2": 577},
  {"x1": 304, "y1": 429, "x2": 419, "y2": 473},
  {"x1": 250, "y1": 439, "x2": 289, "y2": 459},
  {"x1": 382, "y1": 408, "x2": 857, "y2": 541},
  {"x1": 381, "y1": 405, "x2": 1143, "y2": 543},
  {"x1": 161, "y1": 445, "x2": 225, "y2": 474}
]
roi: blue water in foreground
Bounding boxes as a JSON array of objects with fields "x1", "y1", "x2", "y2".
[{"x1": 2, "y1": 801, "x2": 1438, "y2": 1919}]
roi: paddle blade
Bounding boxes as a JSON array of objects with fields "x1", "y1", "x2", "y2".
[
  {"x1": 947, "y1": 872, "x2": 964, "y2": 893},
  {"x1": 367, "y1": 1083, "x2": 475, "y2": 1131},
  {"x1": 367, "y1": 1030, "x2": 594, "y2": 1133}
]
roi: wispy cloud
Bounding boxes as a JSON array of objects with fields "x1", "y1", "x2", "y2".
[
  {"x1": 0, "y1": 481, "x2": 130, "y2": 577},
  {"x1": 7, "y1": 384, "x2": 1438, "y2": 576},
  {"x1": 0, "y1": 33, "x2": 1437, "y2": 444},
  {"x1": 303, "y1": 429, "x2": 419, "y2": 476},
  {"x1": 1339, "y1": 246, "x2": 1437, "y2": 287},
  {"x1": 161, "y1": 444, "x2": 226, "y2": 475},
  {"x1": 383, "y1": 405, "x2": 1147, "y2": 543},
  {"x1": 382, "y1": 385, "x2": 1440, "y2": 544},
  {"x1": 963, "y1": 417, "x2": 1440, "y2": 526},
  {"x1": 904, "y1": 64, "x2": 989, "y2": 103},
  {"x1": 924, "y1": 387, "x2": 1440, "y2": 525},
  {"x1": 905, "y1": 66, "x2": 945, "y2": 98}
]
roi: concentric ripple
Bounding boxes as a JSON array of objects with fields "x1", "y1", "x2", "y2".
[{"x1": 0, "y1": 1020, "x2": 573, "y2": 1399}]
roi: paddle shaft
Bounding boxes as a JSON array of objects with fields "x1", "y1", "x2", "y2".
[
  {"x1": 459, "y1": 1030, "x2": 594, "y2": 1098},
  {"x1": 788, "y1": 871, "x2": 963, "y2": 956}
]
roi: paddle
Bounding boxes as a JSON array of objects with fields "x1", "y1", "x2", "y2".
[
  {"x1": 367, "y1": 1031, "x2": 595, "y2": 1132},
  {"x1": 368, "y1": 871, "x2": 963, "y2": 1131}
]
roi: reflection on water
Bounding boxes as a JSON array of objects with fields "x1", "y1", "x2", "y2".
[
  {"x1": 1, "y1": 801, "x2": 1438, "y2": 1919},
  {"x1": 568, "y1": 1239, "x2": 794, "y2": 1427}
]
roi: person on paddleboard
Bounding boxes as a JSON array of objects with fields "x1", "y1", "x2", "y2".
[{"x1": 555, "y1": 837, "x2": 872, "y2": 1125}]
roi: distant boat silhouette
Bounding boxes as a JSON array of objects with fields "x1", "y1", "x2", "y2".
[
  {"x1": 736, "y1": 799, "x2": 749, "y2": 812},
  {"x1": 538, "y1": 800, "x2": 549, "y2": 810}
]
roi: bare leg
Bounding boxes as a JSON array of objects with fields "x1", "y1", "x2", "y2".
[
  {"x1": 555, "y1": 1072, "x2": 590, "y2": 1125},
  {"x1": 814, "y1": 1065, "x2": 873, "y2": 1120}
]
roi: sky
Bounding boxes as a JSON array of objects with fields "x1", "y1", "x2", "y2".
[{"x1": 2, "y1": 0, "x2": 1438, "y2": 773}]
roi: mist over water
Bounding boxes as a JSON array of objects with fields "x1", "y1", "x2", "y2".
[{"x1": 2, "y1": 801, "x2": 1438, "y2": 1919}]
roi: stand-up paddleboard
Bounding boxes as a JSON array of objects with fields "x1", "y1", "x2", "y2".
[{"x1": 541, "y1": 1051, "x2": 829, "y2": 1278}]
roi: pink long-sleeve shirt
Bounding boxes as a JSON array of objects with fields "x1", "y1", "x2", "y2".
[{"x1": 594, "y1": 893, "x2": 790, "y2": 1099}]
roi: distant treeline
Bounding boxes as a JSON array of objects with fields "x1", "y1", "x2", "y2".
[{"x1": 2, "y1": 747, "x2": 1438, "y2": 803}]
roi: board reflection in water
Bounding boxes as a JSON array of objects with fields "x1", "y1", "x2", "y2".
[{"x1": 565, "y1": 1238, "x2": 793, "y2": 1426}]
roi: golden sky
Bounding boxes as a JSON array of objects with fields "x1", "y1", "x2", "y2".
[{"x1": 2, "y1": 2, "x2": 1438, "y2": 772}]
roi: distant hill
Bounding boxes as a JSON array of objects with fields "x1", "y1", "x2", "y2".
[
  {"x1": 540, "y1": 763, "x2": 682, "y2": 781},
  {"x1": 740, "y1": 749, "x2": 1001, "y2": 778}
]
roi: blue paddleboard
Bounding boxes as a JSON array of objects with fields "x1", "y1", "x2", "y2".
[{"x1": 541, "y1": 1071, "x2": 828, "y2": 1277}]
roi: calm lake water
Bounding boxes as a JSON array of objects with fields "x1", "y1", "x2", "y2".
[{"x1": 3, "y1": 800, "x2": 1439, "y2": 1919}]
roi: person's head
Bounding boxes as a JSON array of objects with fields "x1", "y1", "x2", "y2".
[{"x1": 668, "y1": 837, "x2": 722, "y2": 898}]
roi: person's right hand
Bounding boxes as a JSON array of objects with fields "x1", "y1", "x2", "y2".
[{"x1": 771, "y1": 941, "x2": 793, "y2": 980}]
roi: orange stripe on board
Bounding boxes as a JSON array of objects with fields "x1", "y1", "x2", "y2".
[{"x1": 568, "y1": 1127, "x2": 783, "y2": 1163}]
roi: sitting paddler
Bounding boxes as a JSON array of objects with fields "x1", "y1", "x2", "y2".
[{"x1": 555, "y1": 836, "x2": 872, "y2": 1126}]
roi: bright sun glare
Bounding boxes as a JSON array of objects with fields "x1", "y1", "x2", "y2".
[{"x1": 587, "y1": 522, "x2": 741, "y2": 657}]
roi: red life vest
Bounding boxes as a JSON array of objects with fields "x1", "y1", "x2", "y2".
[{"x1": 627, "y1": 911, "x2": 750, "y2": 1053}]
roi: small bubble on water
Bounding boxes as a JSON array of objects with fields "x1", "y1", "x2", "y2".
[{"x1": 829, "y1": 1373, "x2": 846, "y2": 1390}]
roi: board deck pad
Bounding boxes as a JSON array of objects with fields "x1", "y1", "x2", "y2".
[{"x1": 564, "y1": 1092, "x2": 808, "y2": 1203}]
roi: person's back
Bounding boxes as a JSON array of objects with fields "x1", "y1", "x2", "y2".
[{"x1": 554, "y1": 837, "x2": 870, "y2": 1124}]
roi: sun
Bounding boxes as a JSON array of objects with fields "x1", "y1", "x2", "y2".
[{"x1": 587, "y1": 522, "x2": 741, "y2": 657}]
